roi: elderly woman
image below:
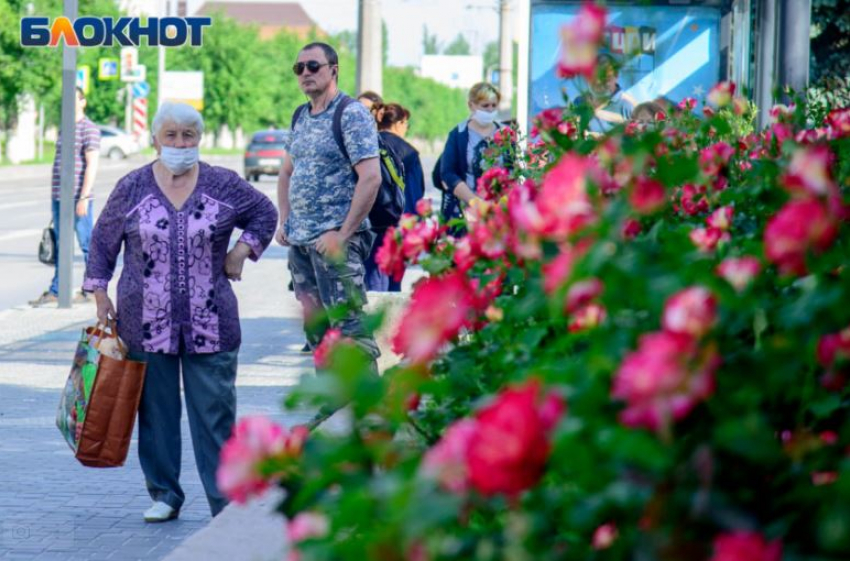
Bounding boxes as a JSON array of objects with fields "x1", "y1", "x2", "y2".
[{"x1": 83, "y1": 102, "x2": 278, "y2": 522}]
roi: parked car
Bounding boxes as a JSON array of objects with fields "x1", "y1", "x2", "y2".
[
  {"x1": 97, "y1": 125, "x2": 142, "y2": 160},
  {"x1": 244, "y1": 130, "x2": 289, "y2": 181}
]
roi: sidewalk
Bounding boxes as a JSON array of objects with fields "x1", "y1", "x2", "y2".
[{"x1": 0, "y1": 244, "x2": 322, "y2": 560}]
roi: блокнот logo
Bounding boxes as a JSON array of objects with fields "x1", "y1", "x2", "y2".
[{"x1": 20, "y1": 17, "x2": 212, "y2": 47}]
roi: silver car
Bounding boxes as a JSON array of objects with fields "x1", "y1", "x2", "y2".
[{"x1": 97, "y1": 125, "x2": 142, "y2": 160}]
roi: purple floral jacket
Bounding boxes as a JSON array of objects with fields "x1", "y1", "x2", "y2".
[{"x1": 83, "y1": 162, "x2": 278, "y2": 354}]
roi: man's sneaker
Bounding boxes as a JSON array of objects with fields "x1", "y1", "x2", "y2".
[
  {"x1": 29, "y1": 292, "x2": 58, "y2": 307},
  {"x1": 301, "y1": 343, "x2": 312, "y2": 354},
  {"x1": 72, "y1": 291, "x2": 92, "y2": 304},
  {"x1": 143, "y1": 501, "x2": 179, "y2": 523}
]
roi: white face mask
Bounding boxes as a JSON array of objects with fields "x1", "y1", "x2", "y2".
[
  {"x1": 160, "y1": 146, "x2": 199, "y2": 175},
  {"x1": 472, "y1": 109, "x2": 498, "y2": 126}
]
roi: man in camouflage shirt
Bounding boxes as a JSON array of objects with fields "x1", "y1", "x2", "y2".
[{"x1": 277, "y1": 42, "x2": 382, "y2": 390}]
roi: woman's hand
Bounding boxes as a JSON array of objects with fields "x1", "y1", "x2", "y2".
[
  {"x1": 225, "y1": 242, "x2": 252, "y2": 281},
  {"x1": 94, "y1": 290, "x2": 116, "y2": 324}
]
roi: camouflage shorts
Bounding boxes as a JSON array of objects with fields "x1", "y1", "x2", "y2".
[{"x1": 288, "y1": 229, "x2": 380, "y2": 359}]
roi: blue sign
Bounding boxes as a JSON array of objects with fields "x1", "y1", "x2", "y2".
[
  {"x1": 132, "y1": 81, "x2": 150, "y2": 99},
  {"x1": 529, "y1": 3, "x2": 722, "y2": 122}
]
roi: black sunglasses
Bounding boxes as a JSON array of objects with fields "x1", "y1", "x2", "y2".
[{"x1": 292, "y1": 61, "x2": 331, "y2": 76}]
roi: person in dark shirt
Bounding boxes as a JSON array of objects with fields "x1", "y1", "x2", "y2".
[{"x1": 365, "y1": 102, "x2": 425, "y2": 291}]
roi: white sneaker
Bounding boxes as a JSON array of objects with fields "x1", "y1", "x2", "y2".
[{"x1": 143, "y1": 501, "x2": 179, "y2": 523}]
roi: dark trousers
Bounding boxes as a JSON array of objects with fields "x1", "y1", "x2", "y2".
[
  {"x1": 364, "y1": 228, "x2": 390, "y2": 292},
  {"x1": 130, "y1": 348, "x2": 239, "y2": 517}
]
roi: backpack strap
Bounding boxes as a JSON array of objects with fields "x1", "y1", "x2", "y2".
[
  {"x1": 290, "y1": 103, "x2": 309, "y2": 131},
  {"x1": 331, "y1": 95, "x2": 355, "y2": 163}
]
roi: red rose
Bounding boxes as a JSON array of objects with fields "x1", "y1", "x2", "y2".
[
  {"x1": 467, "y1": 380, "x2": 565, "y2": 496},
  {"x1": 710, "y1": 531, "x2": 782, "y2": 561},
  {"x1": 630, "y1": 176, "x2": 667, "y2": 214}
]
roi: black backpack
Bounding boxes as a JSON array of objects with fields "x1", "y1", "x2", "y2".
[{"x1": 291, "y1": 95, "x2": 406, "y2": 230}]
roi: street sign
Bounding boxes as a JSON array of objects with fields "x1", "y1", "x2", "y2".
[
  {"x1": 98, "y1": 58, "x2": 118, "y2": 81},
  {"x1": 120, "y1": 47, "x2": 144, "y2": 82},
  {"x1": 161, "y1": 71, "x2": 204, "y2": 110},
  {"x1": 76, "y1": 66, "x2": 90, "y2": 94},
  {"x1": 132, "y1": 81, "x2": 150, "y2": 99}
]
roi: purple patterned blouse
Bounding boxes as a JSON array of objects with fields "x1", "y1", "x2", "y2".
[{"x1": 83, "y1": 162, "x2": 278, "y2": 354}]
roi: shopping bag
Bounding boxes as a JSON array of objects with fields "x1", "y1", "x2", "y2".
[
  {"x1": 56, "y1": 321, "x2": 147, "y2": 468},
  {"x1": 38, "y1": 221, "x2": 56, "y2": 265}
]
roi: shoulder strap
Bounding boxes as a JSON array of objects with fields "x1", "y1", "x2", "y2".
[
  {"x1": 331, "y1": 95, "x2": 355, "y2": 163},
  {"x1": 290, "y1": 103, "x2": 309, "y2": 131}
]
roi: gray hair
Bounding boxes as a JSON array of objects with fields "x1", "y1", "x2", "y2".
[{"x1": 151, "y1": 102, "x2": 204, "y2": 137}]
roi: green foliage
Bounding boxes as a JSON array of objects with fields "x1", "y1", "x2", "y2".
[
  {"x1": 384, "y1": 67, "x2": 467, "y2": 141},
  {"x1": 811, "y1": 0, "x2": 850, "y2": 81},
  {"x1": 422, "y1": 25, "x2": 440, "y2": 55},
  {"x1": 443, "y1": 33, "x2": 471, "y2": 56}
]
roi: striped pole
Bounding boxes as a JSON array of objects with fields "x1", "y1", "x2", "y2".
[{"x1": 132, "y1": 97, "x2": 148, "y2": 140}]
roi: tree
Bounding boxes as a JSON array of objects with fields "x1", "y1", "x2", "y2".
[
  {"x1": 444, "y1": 33, "x2": 471, "y2": 56},
  {"x1": 422, "y1": 25, "x2": 440, "y2": 55},
  {"x1": 810, "y1": 0, "x2": 850, "y2": 81}
]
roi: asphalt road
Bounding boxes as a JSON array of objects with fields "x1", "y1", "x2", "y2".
[{"x1": 0, "y1": 153, "x2": 438, "y2": 312}]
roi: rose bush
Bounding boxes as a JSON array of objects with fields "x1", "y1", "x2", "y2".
[{"x1": 219, "y1": 4, "x2": 850, "y2": 559}]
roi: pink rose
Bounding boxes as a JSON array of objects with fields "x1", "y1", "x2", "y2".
[
  {"x1": 420, "y1": 419, "x2": 478, "y2": 494},
  {"x1": 622, "y1": 218, "x2": 642, "y2": 239},
  {"x1": 566, "y1": 278, "x2": 604, "y2": 314},
  {"x1": 286, "y1": 512, "x2": 330, "y2": 561},
  {"x1": 313, "y1": 328, "x2": 353, "y2": 370},
  {"x1": 376, "y1": 227, "x2": 405, "y2": 282},
  {"x1": 716, "y1": 257, "x2": 761, "y2": 292},
  {"x1": 677, "y1": 184, "x2": 709, "y2": 216},
  {"x1": 612, "y1": 332, "x2": 719, "y2": 432},
  {"x1": 699, "y1": 141, "x2": 735, "y2": 177},
  {"x1": 556, "y1": 2, "x2": 607, "y2": 79},
  {"x1": 781, "y1": 145, "x2": 837, "y2": 198},
  {"x1": 592, "y1": 523, "x2": 618, "y2": 550},
  {"x1": 690, "y1": 227, "x2": 729, "y2": 253},
  {"x1": 568, "y1": 303, "x2": 607, "y2": 332},
  {"x1": 706, "y1": 205, "x2": 734, "y2": 231},
  {"x1": 707, "y1": 81, "x2": 736, "y2": 108},
  {"x1": 825, "y1": 107, "x2": 850, "y2": 139},
  {"x1": 710, "y1": 531, "x2": 782, "y2": 561},
  {"x1": 217, "y1": 416, "x2": 308, "y2": 504},
  {"x1": 391, "y1": 272, "x2": 476, "y2": 364},
  {"x1": 764, "y1": 199, "x2": 838, "y2": 276},
  {"x1": 662, "y1": 287, "x2": 717, "y2": 339},
  {"x1": 536, "y1": 154, "x2": 595, "y2": 240},
  {"x1": 415, "y1": 198, "x2": 433, "y2": 217}
]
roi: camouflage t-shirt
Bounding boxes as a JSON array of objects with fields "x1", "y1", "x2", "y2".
[{"x1": 284, "y1": 92, "x2": 379, "y2": 245}]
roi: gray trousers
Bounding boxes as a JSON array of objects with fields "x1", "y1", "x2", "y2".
[
  {"x1": 130, "y1": 348, "x2": 238, "y2": 517},
  {"x1": 288, "y1": 230, "x2": 380, "y2": 359}
]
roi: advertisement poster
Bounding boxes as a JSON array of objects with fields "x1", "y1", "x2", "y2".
[{"x1": 529, "y1": 2, "x2": 722, "y2": 121}]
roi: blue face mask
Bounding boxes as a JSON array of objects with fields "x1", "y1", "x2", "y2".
[{"x1": 160, "y1": 146, "x2": 199, "y2": 175}]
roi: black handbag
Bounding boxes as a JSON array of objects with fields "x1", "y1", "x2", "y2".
[{"x1": 38, "y1": 221, "x2": 56, "y2": 265}]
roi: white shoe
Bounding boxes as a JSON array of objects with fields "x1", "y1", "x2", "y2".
[{"x1": 143, "y1": 501, "x2": 179, "y2": 523}]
